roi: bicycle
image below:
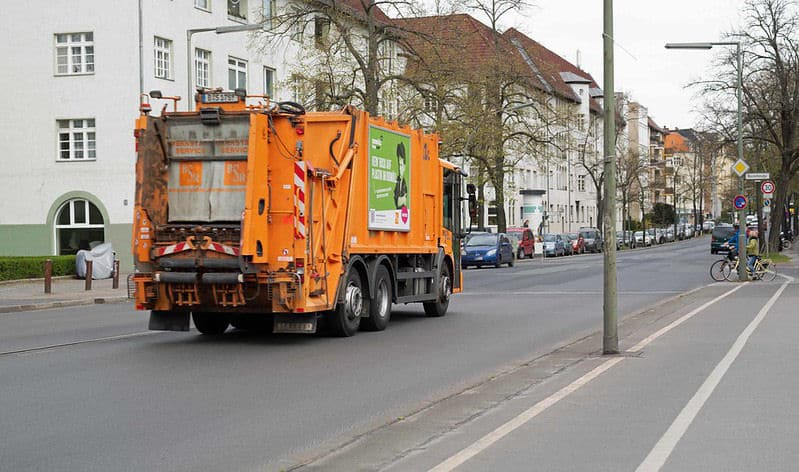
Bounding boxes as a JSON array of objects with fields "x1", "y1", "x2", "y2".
[
  {"x1": 709, "y1": 255, "x2": 736, "y2": 282},
  {"x1": 723, "y1": 256, "x2": 777, "y2": 282}
]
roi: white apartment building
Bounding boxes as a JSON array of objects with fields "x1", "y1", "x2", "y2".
[{"x1": 0, "y1": 0, "x2": 374, "y2": 267}]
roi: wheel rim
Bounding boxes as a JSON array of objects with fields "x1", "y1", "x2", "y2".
[
  {"x1": 375, "y1": 279, "x2": 389, "y2": 318},
  {"x1": 440, "y1": 275, "x2": 451, "y2": 302},
  {"x1": 345, "y1": 282, "x2": 363, "y2": 321}
]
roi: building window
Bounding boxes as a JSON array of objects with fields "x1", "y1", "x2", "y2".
[
  {"x1": 262, "y1": 0, "x2": 275, "y2": 25},
  {"x1": 291, "y1": 21, "x2": 304, "y2": 42},
  {"x1": 488, "y1": 200, "x2": 498, "y2": 226},
  {"x1": 154, "y1": 36, "x2": 173, "y2": 80},
  {"x1": 195, "y1": 0, "x2": 211, "y2": 11},
  {"x1": 228, "y1": 57, "x2": 247, "y2": 90},
  {"x1": 228, "y1": 0, "x2": 247, "y2": 21},
  {"x1": 195, "y1": 48, "x2": 211, "y2": 88},
  {"x1": 263, "y1": 66, "x2": 275, "y2": 97},
  {"x1": 57, "y1": 119, "x2": 96, "y2": 161},
  {"x1": 55, "y1": 199, "x2": 105, "y2": 255},
  {"x1": 424, "y1": 95, "x2": 438, "y2": 113},
  {"x1": 314, "y1": 16, "x2": 330, "y2": 49},
  {"x1": 577, "y1": 175, "x2": 585, "y2": 192},
  {"x1": 290, "y1": 74, "x2": 305, "y2": 103},
  {"x1": 55, "y1": 32, "x2": 94, "y2": 75}
]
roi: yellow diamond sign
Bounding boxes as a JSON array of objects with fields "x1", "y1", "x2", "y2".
[{"x1": 732, "y1": 159, "x2": 749, "y2": 177}]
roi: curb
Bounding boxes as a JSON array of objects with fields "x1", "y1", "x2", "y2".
[
  {"x1": 0, "y1": 296, "x2": 130, "y2": 314},
  {"x1": 0, "y1": 275, "x2": 74, "y2": 287}
]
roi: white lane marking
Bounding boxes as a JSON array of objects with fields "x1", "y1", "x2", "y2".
[
  {"x1": 636, "y1": 280, "x2": 790, "y2": 472},
  {"x1": 428, "y1": 283, "x2": 744, "y2": 472},
  {"x1": 428, "y1": 357, "x2": 625, "y2": 472},
  {"x1": 628, "y1": 284, "x2": 746, "y2": 353},
  {"x1": 461, "y1": 291, "x2": 684, "y2": 296}
]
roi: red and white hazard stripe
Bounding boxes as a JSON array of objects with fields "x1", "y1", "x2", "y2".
[
  {"x1": 294, "y1": 161, "x2": 306, "y2": 239},
  {"x1": 206, "y1": 242, "x2": 240, "y2": 256},
  {"x1": 155, "y1": 242, "x2": 193, "y2": 258}
]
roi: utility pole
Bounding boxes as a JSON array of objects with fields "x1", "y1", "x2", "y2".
[{"x1": 602, "y1": 0, "x2": 618, "y2": 354}]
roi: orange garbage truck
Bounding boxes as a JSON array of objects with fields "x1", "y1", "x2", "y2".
[{"x1": 132, "y1": 89, "x2": 470, "y2": 336}]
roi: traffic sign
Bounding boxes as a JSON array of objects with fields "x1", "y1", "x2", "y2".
[
  {"x1": 764, "y1": 206, "x2": 771, "y2": 213},
  {"x1": 763, "y1": 198, "x2": 771, "y2": 207},
  {"x1": 733, "y1": 194, "x2": 747, "y2": 210},
  {"x1": 761, "y1": 180, "x2": 775, "y2": 194},
  {"x1": 763, "y1": 193, "x2": 773, "y2": 200},
  {"x1": 745, "y1": 172, "x2": 770, "y2": 180},
  {"x1": 732, "y1": 159, "x2": 750, "y2": 177}
]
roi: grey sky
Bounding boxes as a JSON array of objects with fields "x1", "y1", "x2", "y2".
[{"x1": 502, "y1": 0, "x2": 748, "y2": 129}]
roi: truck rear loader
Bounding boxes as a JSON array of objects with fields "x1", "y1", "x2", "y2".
[{"x1": 132, "y1": 90, "x2": 467, "y2": 336}]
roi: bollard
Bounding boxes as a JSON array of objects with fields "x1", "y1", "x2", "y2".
[
  {"x1": 85, "y1": 260, "x2": 93, "y2": 291},
  {"x1": 44, "y1": 259, "x2": 53, "y2": 294},
  {"x1": 112, "y1": 260, "x2": 120, "y2": 289}
]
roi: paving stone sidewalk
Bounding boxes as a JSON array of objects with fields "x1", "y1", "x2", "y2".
[{"x1": 0, "y1": 274, "x2": 131, "y2": 313}]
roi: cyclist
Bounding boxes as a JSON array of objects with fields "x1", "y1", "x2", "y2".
[
  {"x1": 747, "y1": 230, "x2": 760, "y2": 278},
  {"x1": 723, "y1": 223, "x2": 741, "y2": 260}
]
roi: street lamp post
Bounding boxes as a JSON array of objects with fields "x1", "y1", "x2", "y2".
[
  {"x1": 187, "y1": 23, "x2": 265, "y2": 111},
  {"x1": 673, "y1": 158, "x2": 679, "y2": 242},
  {"x1": 665, "y1": 41, "x2": 747, "y2": 280}
]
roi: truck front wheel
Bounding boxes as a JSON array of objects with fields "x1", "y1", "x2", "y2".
[
  {"x1": 192, "y1": 312, "x2": 229, "y2": 335},
  {"x1": 424, "y1": 264, "x2": 451, "y2": 317},
  {"x1": 329, "y1": 269, "x2": 365, "y2": 337}
]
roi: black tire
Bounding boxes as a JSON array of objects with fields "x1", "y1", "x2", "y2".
[
  {"x1": 517, "y1": 248, "x2": 525, "y2": 259},
  {"x1": 760, "y1": 262, "x2": 777, "y2": 282},
  {"x1": 508, "y1": 254, "x2": 515, "y2": 267},
  {"x1": 423, "y1": 263, "x2": 451, "y2": 317},
  {"x1": 192, "y1": 312, "x2": 229, "y2": 335},
  {"x1": 361, "y1": 265, "x2": 392, "y2": 332},
  {"x1": 328, "y1": 268, "x2": 365, "y2": 337},
  {"x1": 709, "y1": 259, "x2": 729, "y2": 282}
]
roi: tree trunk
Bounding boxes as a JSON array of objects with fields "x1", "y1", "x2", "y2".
[{"x1": 768, "y1": 170, "x2": 791, "y2": 251}]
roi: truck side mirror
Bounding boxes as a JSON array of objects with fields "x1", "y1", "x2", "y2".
[
  {"x1": 466, "y1": 183, "x2": 477, "y2": 219},
  {"x1": 468, "y1": 194, "x2": 477, "y2": 219}
]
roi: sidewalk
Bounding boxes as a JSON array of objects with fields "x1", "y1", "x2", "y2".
[
  {"x1": 0, "y1": 274, "x2": 131, "y2": 314},
  {"x1": 295, "y1": 259, "x2": 799, "y2": 471}
]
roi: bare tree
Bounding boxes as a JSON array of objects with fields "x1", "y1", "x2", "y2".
[
  {"x1": 699, "y1": 0, "x2": 799, "y2": 249},
  {"x1": 256, "y1": 0, "x2": 424, "y2": 115}
]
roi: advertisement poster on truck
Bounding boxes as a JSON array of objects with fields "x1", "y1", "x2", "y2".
[{"x1": 368, "y1": 125, "x2": 411, "y2": 231}]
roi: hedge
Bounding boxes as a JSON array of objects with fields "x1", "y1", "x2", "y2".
[{"x1": 0, "y1": 256, "x2": 76, "y2": 281}]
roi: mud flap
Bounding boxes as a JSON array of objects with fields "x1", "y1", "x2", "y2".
[
  {"x1": 149, "y1": 310, "x2": 190, "y2": 331},
  {"x1": 273, "y1": 313, "x2": 317, "y2": 334}
]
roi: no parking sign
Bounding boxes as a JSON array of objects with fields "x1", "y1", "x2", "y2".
[{"x1": 733, "y1": 195, "x2": 747, "y2": 210}]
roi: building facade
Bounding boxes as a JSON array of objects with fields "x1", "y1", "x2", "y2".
[{"x1": 0, "y1": 0, "x2": 365, "y2": 266}]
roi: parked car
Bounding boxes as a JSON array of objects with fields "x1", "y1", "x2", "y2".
[
  {"x1": 634, "y1": 230, "x2": 653, "y2": 247},
  {"x1": 579, "y1": 227, "x2": 603, "y2": 253},
  {"x1": 462, "y1": 232, "x2": 515, "y2": 268},
  {"x1": 542, "y1": 233, "x2": 567, "y2": 257},
  {"x1": 710, "y1": 223, "x2": 736, "y2": 254},
  {"x1": 702, "y1": 220, "x2": 715, "y2": 233},
  {"x1": 566, "y1": 232, "x2": 586, "y2": 254},
  {"x1": 561, "y1": 234, "x2": 574, "y2": 255},
  {"x1": 507, "y1": 227, "x2": 536, "y2": 259},
  {"x1": 619, "y1": 230, "x2": 637, "y2": 248},
  {"x1": 663, "y1": 227, "x2": 675, "y2": 243}
]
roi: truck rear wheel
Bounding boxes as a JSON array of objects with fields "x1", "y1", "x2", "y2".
[
  {"x1": 423, "y1": 264, "x2": 451, "y2": 317},
  {"x1": 361, "y1": 265, "x2": 392, "y2": 332},
  {"x1": 328, "y1": 269, "x2": 364, "y2": 337},
  {"x1": 192, "y1": 312, "x2": 229, "y2": 335}
]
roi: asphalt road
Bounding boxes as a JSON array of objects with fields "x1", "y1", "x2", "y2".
[{"x1": 0, "y1": 237, "x2": 716, "y2": 472}]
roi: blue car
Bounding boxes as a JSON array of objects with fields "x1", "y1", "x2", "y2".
[
  {"x1": 542, "y1": 233, "x2": 566, "y2": 257},
  {"x1": 462, "y1": 233, "x2": 515, "y2": 268}
]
